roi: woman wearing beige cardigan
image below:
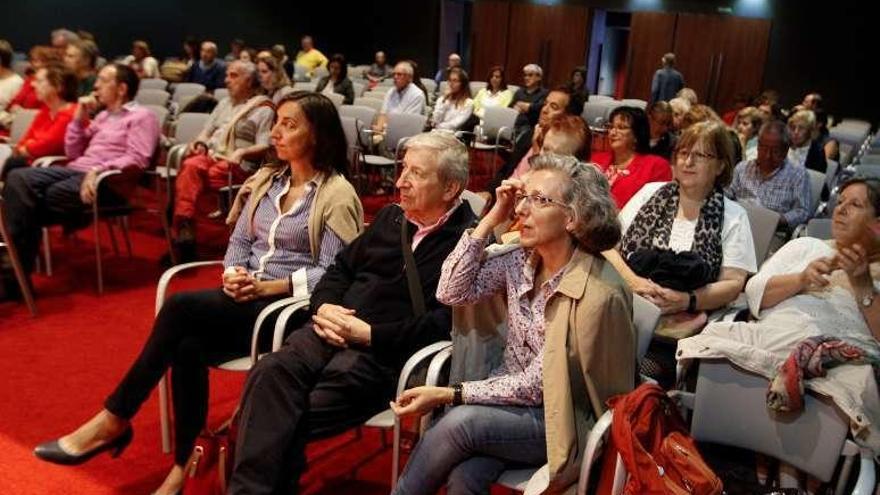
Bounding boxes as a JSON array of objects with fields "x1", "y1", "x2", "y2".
[{"x1": 33, "y1": 92, "x2": 363, "y2": 495}]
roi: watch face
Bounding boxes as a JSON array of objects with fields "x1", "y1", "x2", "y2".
[{"x1": 863, "y1": 295, "x2": 874, "y2": 307}]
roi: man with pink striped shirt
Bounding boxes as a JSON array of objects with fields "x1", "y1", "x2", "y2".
[{"x1": 2, "y1": 63, "x2": 159, "y2": 297}]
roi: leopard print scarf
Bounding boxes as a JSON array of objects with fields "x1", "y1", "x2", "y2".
[{"x1": 620, "y1": 182, "x2": 724, "y2": 282}]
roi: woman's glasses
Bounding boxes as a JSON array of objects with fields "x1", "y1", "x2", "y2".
[{"x1": 515, "y1": 192, "x2": 569, "y2": 210}]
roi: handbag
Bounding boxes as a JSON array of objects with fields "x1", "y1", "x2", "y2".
[{"x1": 181, "y1": 414, "x2": 237, "y2": 495}]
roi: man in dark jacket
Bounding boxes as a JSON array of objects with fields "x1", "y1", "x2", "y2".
[
  {"x1": 650, "y1": 52, "x2": 684, "y2": 103},
  {"x1": 186, "y1": 41, "x2": 226, "y2": 91},
  {"x1": 229, "y1": 132, "x2": 477, "y2": 494}
]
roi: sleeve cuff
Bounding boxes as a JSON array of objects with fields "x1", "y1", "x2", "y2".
[{"x1": 290, "y1": 268, "x2": 309, "y2": 298}]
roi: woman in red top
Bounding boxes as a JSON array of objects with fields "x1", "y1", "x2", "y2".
[
  {"x1": 1, "y1": 64, "x2": 77, "y2": 179},
  {"x1": 592, "y1": 106, "x2": 671, "y2": 208},
  {"x1": 6, "y1": 46, "x2": 61, "y2": 111}
]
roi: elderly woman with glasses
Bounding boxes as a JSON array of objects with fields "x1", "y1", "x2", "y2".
[
  {"x1": 592, "y1": 106, "x2": 672, "y2": 208},
  {"x1": 390, "y1": 154, "x2": 634, "y2": 495},
  {"x1": 603, "y1": 121, "x2": 757, "y2": 383},
  {"x1": 786, "y1": 109, "x2": 828, "y2": 173}
]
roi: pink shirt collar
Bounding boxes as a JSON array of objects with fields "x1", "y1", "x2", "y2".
[{"x1": 405, "y1": 198, "x2": 462, "y2": 250}]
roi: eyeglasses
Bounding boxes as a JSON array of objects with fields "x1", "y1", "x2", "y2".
[
  {"x1": 392, "y1": 71, "x2": 408, "y2": 77},
  {"x1": 676, "y1": 149, "x2": 718, "y2": 164},
  {"x1": 515, "y1": 192, "x2": 569, "y2": 210}
]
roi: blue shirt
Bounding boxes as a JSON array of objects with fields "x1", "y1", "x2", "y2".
[{"x1": 726, "y1": 158, "x2": 812, "y2": 228}]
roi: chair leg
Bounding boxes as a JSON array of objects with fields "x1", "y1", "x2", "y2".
[
  {"x1": 0, "y1": 206, "x2": 37, "y2": 316},
  {"x1": 121, "y1": 216, "x2": 133, "y2": 257},
  {"x1": 106, "y1": 221, "x2": 120, "y2": 257},
  {"x1": 93, "y1": 207, "x2": 104, "y2": 294},
  {"x1": 42, "y1": 227, "x2": 52, "y2": 276},
  {"x1": 158, "y1": 374, "x2": 173, "y2": 454}
]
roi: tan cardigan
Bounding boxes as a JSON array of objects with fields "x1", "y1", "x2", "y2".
[
  {"x1": 226, "y1": 166, "x2": 364, "y2": 260},
  {"x1": 450, "y1": 248, "x2": 635, "y2": 494}
]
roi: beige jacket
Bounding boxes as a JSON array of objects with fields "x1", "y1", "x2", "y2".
[
  {"x1": 226, "y1": 166, "x2": 364, "y2": 260},
  {"x1": 450, "y1": 248, "x2": 635, "y2": 494}
]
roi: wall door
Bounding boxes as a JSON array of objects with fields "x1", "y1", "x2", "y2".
[{"x1": 625, "y1": 11, "x2": 677, "y2": 101}]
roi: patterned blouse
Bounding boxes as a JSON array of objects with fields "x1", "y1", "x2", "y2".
[{"x1": 437, "y1": 232, "x2": 568, "y2": 406}]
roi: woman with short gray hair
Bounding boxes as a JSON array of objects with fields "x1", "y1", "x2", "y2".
[{"x1": 389, "y1": 153, "x2": 634, "y2": 495}]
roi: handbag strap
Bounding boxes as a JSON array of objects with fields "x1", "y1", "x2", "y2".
[{"x1": 401, "y1": 214, "x2": 426, "y2": 317}]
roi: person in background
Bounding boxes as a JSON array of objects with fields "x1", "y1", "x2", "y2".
[
  {"x1": 669, "y1": 96, "x2": 691, "y2": 133},
  {"x1": 365, "y1": 50, "x2": 391, "y2": 84},
  {"x1": 122, "y1": 40, "x2": 159, "y2": 79},
  {"x1": 814, "y1": 107, "x2": 839, "y2": 161},
  {"x1": 434, "y1": 52, "x2": 462, "y2": 88},
  {"x1": 238, "y1": 48, "x2": 258, "y2": 64},
  {"x1": 225, "y1": 38, "x2": 245, "y2": 62},
  {"x1": 727, "y1": 120, "x2": 812, "y2": 232},
  {"x1": 787, "y1": 109, "x2": 828, "y2": 173},
  {"x1": 50, "y1": 28, "x2": 80, "y2": 52},
  {"x1": 472, "y1": 65, "x2": 513, "y2": 121},
  {"x1": 5, "y1": 46, "x2": 61, "y2": 113},
  {"x1": 722, "y1": 92, "x2": 752, "y2": 126},
  {"x1": 373, "y1": 61, "x2": 425, "y2": 133},
  {"x1": 64, "y1": 39, "x2": 98, "y2": 97},
  {"x1": 294, "y1": 35, "x2": 328, "y2": 78},
  {"x1": 676, "y1": 87, "x2": 698, "y2": 106},
  {"x1": 186, "y1": 41, "x2": 226, "y2": 91},
  {"x1": 430, "y1": 67, "x2": 474, "y2": 132},
  {"x1": 315, "y1": 54, "x2": 355, "y2": 105},
  {"x1": 651, "y1": 52, "x2": 684, "y2": 103},
  {"x1": 735, "y1": 106, "x2": 766, "y2": 162},
  {"x1": 568, "y1": 66, "x2": 589, "y2": 102},
  {"x1": 1, "y1": 63, "x2": 78, "y2": 179},
  {"x1": 256, "y1": 54, "x2": 293, "y2": 105},
  {"x1": 509, "y1": 63, "x2": 548, "y2": 152},
  {"x1": 647, "y1": 100, "x2": 675, "y2": 160},
  {"x1": 0, "y1": 40, "x2": 24, "y2": 111},
  {"x1": 592, "y1": 106, "x2": 672, "y2": 208}
]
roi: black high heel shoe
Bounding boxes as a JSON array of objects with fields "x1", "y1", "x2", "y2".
[{"x1": 33, "y1": 427, "x2": 133, "y2": 466}]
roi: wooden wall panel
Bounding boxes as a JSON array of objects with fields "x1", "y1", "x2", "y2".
[
  {"x1": 625, "y1": 12, "x2": 677, "y2": 101},
  {"x1": 505, "y1": 3, "x2": 550, "y2": 87},
  {"x1": 470, "y1": 0, "x2": 510, "y2": 81},
  {"x1": 714, "y1": 17, "x2": 771, "y2": 112},
  {"x1": 544, "y1": 5, "x2": 590, "y2": 88},
  {"x1": 673, "y1": 13, "x2": 724, "y2": 104}
]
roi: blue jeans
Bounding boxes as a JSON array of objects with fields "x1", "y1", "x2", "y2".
[{"x1": 393, "y1": 404, "x2": 546, "y2": 495}]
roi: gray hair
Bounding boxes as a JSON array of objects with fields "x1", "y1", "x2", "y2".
[
  {"x1": 394, "y1": 61, "x2": 414, "y2": 76},
  {"x1": 230, "y1": 59, "x2": 259, "y2": 89},
  {"x1": 759, "y1": 119, "x2": 791, "y2": 149},
  {"x1": 523, "y1": 63, "x2": 543, "y2": 76},
  {"x1": 51, "y1": 29, "x2": 80, "y2": 44},
  {"x1": 404, "y1": 131, "x2": 469, "y2": 193},
  {"x1": 201, "y1": 41, "x2": 218, "y2": 53},
  {"x1": 528, "y1": 153, "x2": 621, "y2": 253}
]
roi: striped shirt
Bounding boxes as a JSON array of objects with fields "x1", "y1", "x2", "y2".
[
  {"x1": 726, "y1": 158, "x2": 812, "y2": 228},
  {"x1": 224, "y1": 171, "x2": 345, "y2": 297}
]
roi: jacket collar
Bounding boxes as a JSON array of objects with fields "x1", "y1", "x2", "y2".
[{"x1": 555, "y1": 248, "x2": 595, "y2": 300}]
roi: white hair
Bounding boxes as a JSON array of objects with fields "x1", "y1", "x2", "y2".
[
  {"x1": 404, "y1": 131, "x2": 469, "y2": 192},
  {"x1": 523, "y1": 63, "x2": 543, "y2": 76},
  {"x1": 201, "y1": 41, "x2": 218, "y2": 52},
  {"x1": 394, "y1": 61, "x2": 414, "y2": 76}
]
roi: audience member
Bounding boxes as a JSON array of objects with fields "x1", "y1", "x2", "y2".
[
  {"x1": 814, "y1": 107, "x2": 839, "y2": 161},
  {"x1": 1, "y1": 64, "x2": 159, "y2": 294},
  {"x1": 434, "y1": 52, "x2": 462, "y2": 87},
  {"x1": 171, "y1": 60, "x2": 273, "y2": 261},
  {"x1": 186, "y1": 41, "x2": 226, "y2": 91},
  {"x1": 315, "y1": 54, "x2": 355, "y2": 105},
  {"x1": 680, "y1": 103, "x2": 720, "y2": 130},
  {"x1": 568, "y1": 65, "x2": 589, "y2": 101},
  {"x1": 122, "y1": 40, "x2": 159, "y2": 79},
  {"x1": 50, "y1": 28, "x2": 80, "y2": 52},
  {"x1": 373, "y1": 61, "x2": 426, "y2": 133},
  {"x1": 727, "y1": 120, "x2": 812, "y2": 231},
  {"x1": 604, "y1": 121, "x2": 756, "y2": 384},
  {"x1": 33, "y1": 92, "x2": 363, "y2": 495},
  {"x1": 472, "y1": 65, "x2": 513, "y2": 121},
  {"x1": 678, "y1": 177, "x2": 880, "y2": 438},
  {"x1": 800, "y1": 92, "x2": 823, "y2": 112},
  {"x1": 509, "y1": 63, "x2": 548, "y2": 149},
  {"x1": 1, "y1": 63, "x2": 78, "y2": 179},
  {"x1": 0, "y1": 40, "x2": 24, "y2": 110},
  {"x1": 430, "y1": 67, "x2": 474, "y2": 132},
  {"x1": 238, "y1": 47, "x2": 257, "y2": 64},
  {"x1": 651, "y1": 52, "x2": 684, "y2": 103},
  {"x1": 721, "y1": 92, "x2": 751, "y2": 125},
  {"x1": 227, "y1": 131, "x2": 478, "y2": 494},
  {"x1": 509, "y1": 111, "x2": 590, "y2": 180},
  {"x1": 64, "y1": 39, "x2": 99, "y2": 96},
  {"x1": 669, "y1": 96, "x2": 691, "y2": 132},
  {"x1": 256, "y1": 54, "x2": 293, "y2": 105},
  {"x1": 181, "y1": 36, "x2": 200, "y2": 69},
  {"x1": 647, "y1": 100, "x2": 675, "y2": 160},
  {"x1": 4, "y1": 45, "x2": 61, "y2": 112},
  {"x1": 270, "y1": 44, "x2": 293, "y2": 80},
  {"x1": 225, "y1": 38, "x2": 245, "y2": 62},
  {"x1": 391, "y1": 154, "x2": 631, "y2": 495},
  {"x1": 592, "y1": 106, "x2": 672, "y2": 208},
  {"x1": 676, "y1": 87, "x2": 698, "y2": 106},
  {"x1": 294, "y1": 35, "x2": 328, "y2": 78},
  {"x1": 787, "y1": 109, "x2": 828, "y2": 173},
  {"x1": 735, "y1": 106, "x2": 766, "y2": 162},
  {"x1": 365, "y1": 50, "x2": 391, "y2": 84}
]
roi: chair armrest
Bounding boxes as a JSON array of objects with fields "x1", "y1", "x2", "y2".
[
  {"x1": 851, "y1": 446, "x2": 876, "y2": 495},
  {"x1": 418, "y1": 345, "x2": 455, "y2": 434},
  {"x1": 396, "y1": 340, "x2": 453, "y2": 397},
  {"x1": 95, "y1": 165, "x2": 144, "y2": 199},
  {"x1": 155, "y1": 260, "x2": 224, "y2": 315},
  {"x1": 576, "y1": 409, "x2": 614, "y2": 495},
  {"x1": 33, "y1": 155, "x2": 69, "y2": 168},
  {"x1": 249, "y1": 294, "x2": 311, "y2": 365}
]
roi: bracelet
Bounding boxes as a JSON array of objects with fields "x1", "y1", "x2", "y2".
[
  {"x1": 452, "y1": 383, "x2": 463, "y2": 406},
  {"x1": 687, "y1": 290, "x2": 697, "y2": 313}
]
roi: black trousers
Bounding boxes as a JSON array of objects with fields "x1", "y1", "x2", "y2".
[
  {"x1": 104, "y1": 288, "x2": 293, "y2": 466},
  {"x1": 2, "y1": 166, "x2": 123, "y2": 275},
  {"x1": 228, "y1": 324, "x2": 397, "y2": 495}
]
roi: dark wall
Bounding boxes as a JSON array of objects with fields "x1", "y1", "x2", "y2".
[{"x1": 0, "y1": 0, "x2": 441, "y2": 76}]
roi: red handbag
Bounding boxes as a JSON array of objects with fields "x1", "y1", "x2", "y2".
[{"x1": 182, "y1": 416, "x2": 237, "y2": 495}]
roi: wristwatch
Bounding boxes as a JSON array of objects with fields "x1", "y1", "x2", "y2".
[
  {"x1": 687, "y1": 291, "x2": 697, "y2": 313},
  {"x1": 861, "y1": 291, "x2": 875, "y2": 308},
  {"x1": 452, "y1": 383, "x2": 463, "y2": 406}
]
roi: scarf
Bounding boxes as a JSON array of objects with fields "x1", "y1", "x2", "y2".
[{"x1": 620, "y1": 182, "x2": 725, "y2": 285}]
